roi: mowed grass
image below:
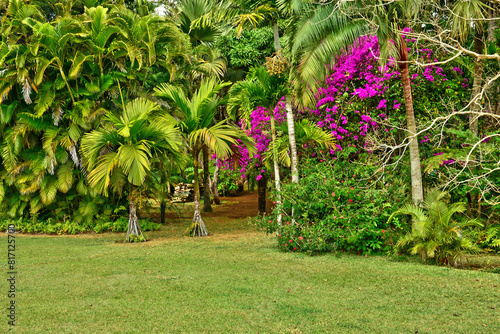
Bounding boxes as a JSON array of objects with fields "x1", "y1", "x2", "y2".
[{"x1": 1, "y1": 212, "x2": 500, "y2": 334}]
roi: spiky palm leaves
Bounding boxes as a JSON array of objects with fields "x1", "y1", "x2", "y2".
[
  {"x1": 155, "y1": 77, "x2": 254, "y2": 237},
  {"x1": 282, "y1": 0, "x2": 366, "y2": 107},
  {"x1": 1, "y1": 2, "x2": 191, "y2": 223},
  {"x1": 81, "y1": 98, "x2": 182, "y2": 242},
  {"x1": 391, "y1": 189, "x2": 483, "y2": 266}
]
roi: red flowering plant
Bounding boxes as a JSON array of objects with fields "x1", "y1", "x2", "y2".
[{"x1": 253, "y1": 148, "x2": 410, "y2": 255}]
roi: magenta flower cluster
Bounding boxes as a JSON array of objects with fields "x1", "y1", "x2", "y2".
[
  {"x1": 217, "y1": 99, "x2": 286, "y2": 180},
  {"x1": 220, "y1": 30, "x2": 472, "y2": 178}
]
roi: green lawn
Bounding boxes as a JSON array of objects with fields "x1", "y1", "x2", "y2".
[{"x1": 1, "y1": 215, "x2": 499, "y2": 333}]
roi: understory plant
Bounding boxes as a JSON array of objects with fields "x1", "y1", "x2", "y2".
[
  {"x1": 255, "y1": 151, "x2": 410, "y2": 255},
  {"x1": 392, "y1": 189, "x2": 483, "y2": 267},
  {"x1": 0, "y1": 215, "x2": 160, "y2": 235}
]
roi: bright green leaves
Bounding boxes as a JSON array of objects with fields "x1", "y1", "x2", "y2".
[
  {"x1": 34, "y1": 84, "x2": 55, "y2": 117},
  {"x1": 87, "y1": 152, "x2": 119, "y2": 196},
  {"x1": 69, "y1": 52, "x2": 92, "y2": 79},
  {"x1": 155, "y1": 77, "x2": 253, "y2": 165},
  {"x1": 40, "y1": 176, "x2": 57, "y2": 205},
  {"x1": 82, "y1": 98, "x2": 182, "y2": 196},
  {"x1": 117, "y1": 143, "x2": 151, "y2": 186},
  {"x1": 56, "y1": 162, "x2": 74, "y2": 193}
]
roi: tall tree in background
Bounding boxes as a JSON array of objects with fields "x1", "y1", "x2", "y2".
[
  {"x1": 287, "y1": 0, "x2": 426, "y2": 204},
  {"x1": 228, "y1": 66, "x2": 286, "y2": 217},
  {"x1": 450, "y1": 0, "x2": 490, "y2": 137},
  {"x1": 155, "y1": 78, "x2": 254, "y2": 236}
]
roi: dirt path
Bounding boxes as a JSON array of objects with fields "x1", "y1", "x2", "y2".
[{"x1": 145, "y1": 191, "x2": 274, "y2": 222}]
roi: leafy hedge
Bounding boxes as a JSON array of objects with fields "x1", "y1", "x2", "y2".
[
  {"x1": 0, "y1": 216, "x2": 161, "y2": 235},
  {"x1": 255, "y1": 152, "x2": 411, "y2": 255}
]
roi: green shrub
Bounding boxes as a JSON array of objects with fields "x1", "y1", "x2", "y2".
[
  {"x1": 218, "y1": 168, "x2": 241, "y2": 194},
  {"x1": 255, "y1": 155, "x2": 410, "y2": 255},
  {"x1": 0, "y1": 215, "x2": 161, "y2": 235},
  {"x1": 392, "y1": 189, "x2": 483, "y2": 266}
]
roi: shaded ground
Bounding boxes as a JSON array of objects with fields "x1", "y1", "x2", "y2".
[{"x1": 142, "y1": 191, "x2": 274, "y2": 223}]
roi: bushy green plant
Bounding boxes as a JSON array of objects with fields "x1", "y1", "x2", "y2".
[
  {"x1": 217, "y1": 168, "x2": 241, "y2": 194},
  {"x1": 465, "y1": 224, "x2": 500, "y2": 254},
  {"x1": 255, "y1": 155, "x2": 410, "y2": 255},
  {"x1": 0, "y1": 216, "x2": 161, "y2": 235},
  {"x1": 391, "y1": 189, "x2": 483, "y2": 266}
]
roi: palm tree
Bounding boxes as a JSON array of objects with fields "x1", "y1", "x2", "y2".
[
  {"x1": 390, "y1": 189, "x2": 483, "y2": 266},
  {"x1": 228, "y1": 66, "x2": 286, "y2": 219},
  {"x1": 81, "y1": 98, "x2": 182, "y2": 242},
  {"x1": 283, "y1": 0, "x2": 366, "y2": 106},
  {"x1": 155, "y1": 77, "x2": 254, "y2": 236},
  {"x1": 190, "y1": 0, "x2": 301, "y2": 184},
  {"x1": 177, "y1": 0, "x2": 223, "y2": 46}
]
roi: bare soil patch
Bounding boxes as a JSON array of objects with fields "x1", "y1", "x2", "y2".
[{"x1": 143, "y1": 191, "x2": 274, "y2": 223}]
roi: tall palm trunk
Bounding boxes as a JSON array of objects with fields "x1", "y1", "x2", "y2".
[
  {"x1": 487, "y1": 8, "x2": 499, "y2": 116},
  {"x1": 399, "y1": 35, "x2": 424, "y2": 205},
  {"x1": 211, "y1": 159, "x2": 221, "y2": 204},
  {"x1": 286, "y1": 98, "x2": 299, "y2": 182},
  {"x1": 160, "y1": 201, "x2": 166, "y2": 225},
  {"x1": 202, "y1": 146, "x2": 213, "y2": 212},
  {"x1": 471, "y1": 28, "x2": 484, "y2": 137},
  {"x1": 126, "y1": 199, "x2": 145, "y2": 242},
  {"x1": 469, "y1": 28, "x2": 485, "y2": 215},
  {"x1": 271, "y1": 115, "x2": 282, "y2": 224},
  {"x1": 273, "y1": 20, "x2": 299, "y2": 183},
  {"x1": 273, "y1": 21, "x2": 281, "y2": 52},
  {"x1": 258, "y1": 173, "x2": 267, "y2": 214},
  {"x1": 191, "y1": 150, "x2": 208, "y2": 237},
  {"x1": 488, "y1": 7, "x2": 496, "y2": 44}
]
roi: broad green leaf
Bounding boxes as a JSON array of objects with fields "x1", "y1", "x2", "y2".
[{"x1": 56, "y1": 162, "x2": 74, "y2": 193}]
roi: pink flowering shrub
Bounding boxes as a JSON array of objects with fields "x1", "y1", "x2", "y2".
[
  {"x1": 303, "y1": 33, "x2": 471, "y2": 163},
  {"x1": 217, "y1": 99, "x2": 287, "y2": 182}
]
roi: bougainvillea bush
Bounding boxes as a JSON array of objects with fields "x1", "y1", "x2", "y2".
[
  {"x1": 303, "y1": 33, "x2": 471, "y2": 160},
  {"x1": 254, "y1": 148, "x2": 411, "y2": 255}
]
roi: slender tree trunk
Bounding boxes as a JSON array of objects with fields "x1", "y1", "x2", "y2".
[
  {"x1": 160, "y1": 201, "x2": 166, "y2": 225},
  {"x1": 272, "y1": 20, "x2": 299, "y2": 184},
  {"x1": 212, "y1": 160, "x2": 221, "y2": 204},
  {"x1": 271, "y1": 115, "x2": 282, "y2": 224},
  {"x1": 273, "y1": 21, "x2": 281, "y2": 51},
  {"x1": 258, "y1": 173, "x2": 267, "y2": 214},
  {"x1": 399, "y1": 36, "x2": 424, "y2": 205},
  {"x1": 488, "y1": 7, "x2": 496, "y2": 44},
  {"x1": 286, "y1": 98, "x2": 299, "y2": 183},
  {"x1": 471, "y1": 28, "x2": 484, "y2": 137},
  {"x1": 126, "y1": 199, "x2": 145, "y2": 242},
  {"x1": 469, "y1": 29, "x2": 485, "y2": 213},
  {"x1": 487, "y1": 8, "x2": 499, "y2": 116},
  {"x1": 202, "y1": 146, "x2": 213, "y2": 212},
  {"x1": 191, "y1": 150, "x2": 208, "y2": 237}
]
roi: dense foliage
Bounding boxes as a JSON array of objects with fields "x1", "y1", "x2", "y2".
[{"x1": 255, "y1": 149, "x2": 409, "y2": 255}]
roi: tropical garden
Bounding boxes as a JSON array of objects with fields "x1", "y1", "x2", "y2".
[{"x1": 1, "y1": 0, "x2": 500, "y2": 332}]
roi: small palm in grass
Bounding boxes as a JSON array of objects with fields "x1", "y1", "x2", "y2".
[
  {"x1": 390, "y1": 189, "x2": 483, "y2": 267},
  {"x1": 81, "y1": 98, "x2": 182, "y2": 242}
]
